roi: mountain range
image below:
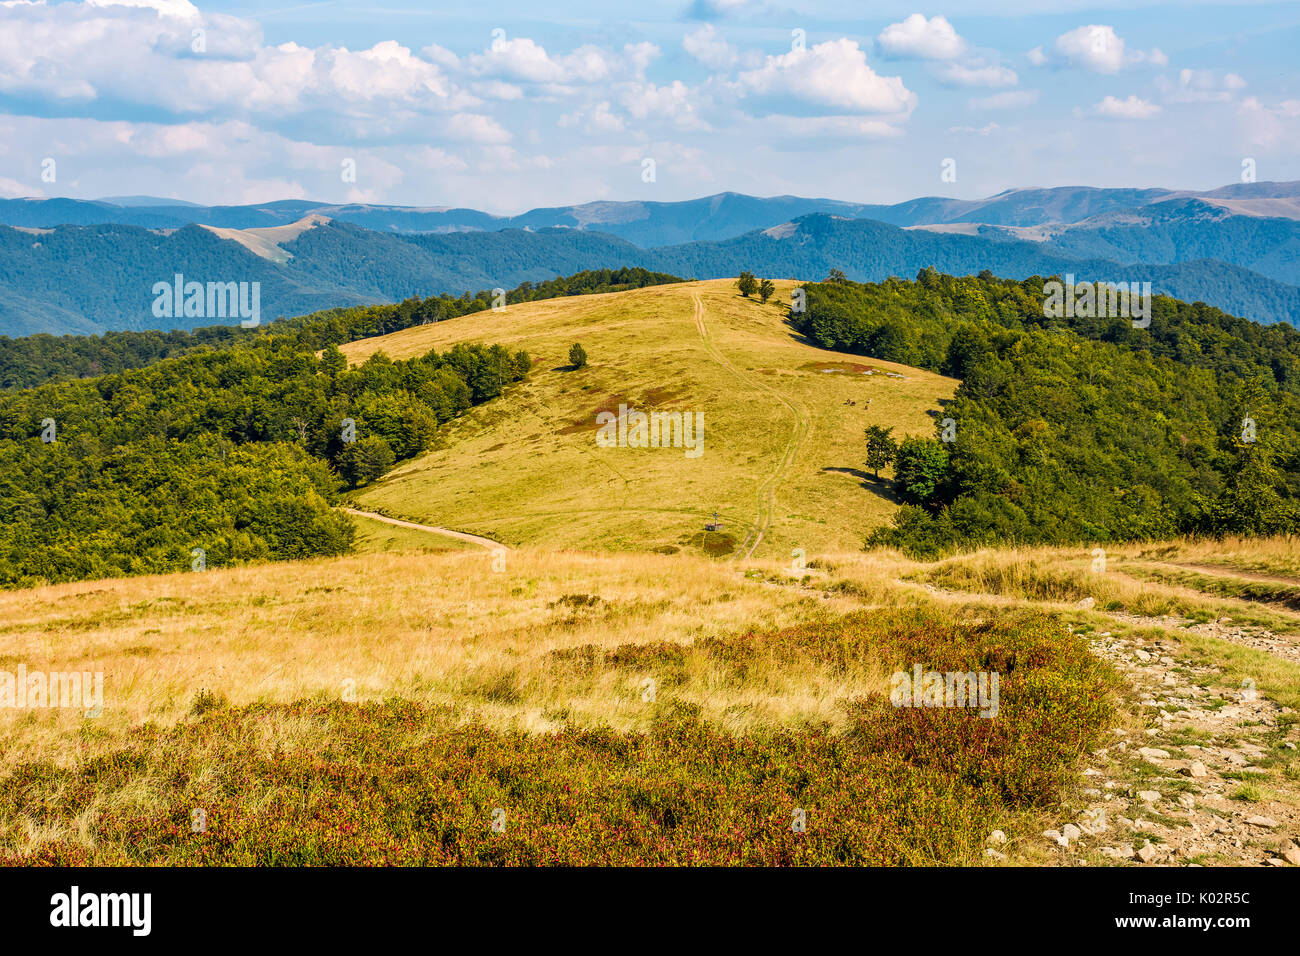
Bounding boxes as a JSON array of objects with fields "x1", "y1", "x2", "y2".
[{"x1": 3, "y1": 181, "x2": 1300, "y2": 335}]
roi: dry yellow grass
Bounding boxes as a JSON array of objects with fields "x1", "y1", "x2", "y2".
[
  {"x1": 338, "y1": 279, "x2": 956, "y2": 559},
  {"x1": 0, "y1": 546, "x2": 923, "y2": 771}
]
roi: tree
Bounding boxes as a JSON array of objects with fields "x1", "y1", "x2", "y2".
[
  {"x1": 737, "y1": 272, "x2": 759, "y2": 298},
  {"x1": 893, "y1": 436, "x2": 951, "y2": 508},
  {"x1": 864, "y1": 425, "x2": 897, "y2": 479},
  {"x1": 335, "y1": 435, "x2": 395, "y2": 488},
  {"x1": 569, "y1": 342, "x2": 588, "y2": 369},
  {"x1": 758, "y1": 279, "x2": 776, "y2": 303},
  {"x1": 320, "y1": 343, "x2": 347, "y2": 376},
  {"x1": 825, "y1": 269, "x2": 848, "y2": 284}
]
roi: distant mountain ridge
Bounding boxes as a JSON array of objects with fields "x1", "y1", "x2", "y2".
[
  {"x1": 4, "y1": 211, "x2": 1300, "y2": 336},
  {"x1": 5, "y1": 181, "x2": 1300, "y2": 247}
]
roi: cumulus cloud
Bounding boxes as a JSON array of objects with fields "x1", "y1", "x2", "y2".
[
  {"x1": 682, "y1": 24, "x2": 737, "y2": 70},
  {"x1": 877, "y1": 14, "x2": 966, "y2": 60},
  {"x1": 1089, "y1": 95, "x2": 1161, "y2": 119},
  {"x1": 736, "y1": 39, "x2": 916, "y2": 114},
  {"x1": 1049, "y1": 25, "x2": 1167, "y2": 74}
]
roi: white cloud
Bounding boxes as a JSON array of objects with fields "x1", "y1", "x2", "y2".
[
  {"x1": 877, "y1": 14, "x2": 966, "y2": 60},
  {"x1": 1159, "y1": 69, "x2": 1247, "y2": 103},
  {"x1": 969, "y1": 89, "x2": 1039, "y2": 110},
  {"x1": 682, "y1": 24, "x2": 736, "y2": 70},
  {"x1": 737, "y1": 39, "x2": 916, "y2": 114},
  {"x1": 443, "y1": 112, "x2": 512, "y2": 143},
  {"x1": 1055, "y1": 25, "x2": 1126, "y2": 74},
  {"x1": 620, "y1": 81, "x2": 709, "y2": 130},
  {"x1": 940, "y1": 63, "x2": 1018, "y2": 88},
  {"x1": 948, "y1": 122, "x2": 1000, "y2": 135},
  {"x1": 1050, "y1": 25, "x2": 1167, "y2": 74},
  {"x1": 1089, "y1": 95, "x2": 1161, "y2": 119},
  {"x1": 1026, "y1": 46, "x2": 1047, "y2": 66},
  {"x1": 764, "y1": 115, "x2": 906, "y2": 141}
]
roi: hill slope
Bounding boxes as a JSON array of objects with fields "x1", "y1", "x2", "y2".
[{"x1": 339, "y1": 279, "x2": 956, "y2": 558}]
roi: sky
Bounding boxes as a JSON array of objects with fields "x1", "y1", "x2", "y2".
[{"x1": 0, "y1": 0, "x2": 1298, "y2": 212}]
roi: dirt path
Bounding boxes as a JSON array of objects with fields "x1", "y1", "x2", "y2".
[
  {"x1": 341, "y1": 508, "x2": 509, "y2": 551},
  {"x1": 908, "y1": 578, "x2": 1300, "y2": 866},
  {"x1": 1164, "y1": 561, "x2": 1300, "y2": 589},
  {"x1": 691, "y1": 293, "x2": 809, "y2": 561}
]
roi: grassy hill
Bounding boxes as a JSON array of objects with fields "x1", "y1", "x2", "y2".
[{"x1": 338, "y1": 278, "x2": 956, "y2": 559}]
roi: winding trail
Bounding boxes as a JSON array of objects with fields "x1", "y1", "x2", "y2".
[
  {"x1": 341, "y1": 507, "x2": 509, "y2": 551},
  {"x1": 691, "y1": 293, "x2": 810, "y2": 560}
]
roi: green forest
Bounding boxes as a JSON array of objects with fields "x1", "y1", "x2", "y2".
[
  {"x1": 0, "y1": 332, "x2": 529, "y2": 588},
  {"x1": 791, "y1": 269, "x2": 1300, "y2": 555}
]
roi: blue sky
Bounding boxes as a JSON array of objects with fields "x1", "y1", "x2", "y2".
[{"x1": 1, "y1": 0, "x2": 1297, "y2": 212}]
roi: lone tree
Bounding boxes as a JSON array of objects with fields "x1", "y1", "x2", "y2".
[
  {"x1": 864, "y1": 424, "x2": 897, "y2": 479},
  {"x1": 758, "y1": 278, "x2": 775, "y2": 303},
  {"x1": 569, "y1": 342, "x2": 588, "y2": 369},
  {"x1": 737, "y1": 272, "x2": 759, "y2": 297}
]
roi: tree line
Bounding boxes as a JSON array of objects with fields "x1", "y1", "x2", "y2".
[
  {"x1": 791, "y1": 269, "x2": 1300, "y2": 555},
  {"x1": 0, "y1": 337, "x2": 529, "y2": 588}
]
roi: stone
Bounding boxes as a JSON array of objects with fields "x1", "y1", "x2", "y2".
[
  {"x1": 1138, "y1": 747, "x2": 1170, "y2": 760},
  {"x1": 1136, "y1": 843, "x2": 1161, "y2": 863},
  {"x1": 1062, "y1": 823, "x2": 1082, "y2": 842},
  {"x1": 987, "y1": 830, "x2": 1006, "y2": 845},
  {"x1": 1282, "y1": 846, "x2": 1300, "y2": 866},
  {"x1": 1135, "y1": 649, "x2": 1151, "y2": 662},
  {"x1": 1077, "y1": 597, "x2": 1096, "y2": 610},
  {"x1": 1138, "y1": 790, "x2": 1161, "y2": 803},
  {"x1": 1245, "y1": 815, "x2": 1280, "y2": 829},
  {"x1": 1187, "y1": 761, "x2": 1209, "y2": 778},
  {"x1": 984, "y1": 848, "x2": 1007, "y2": 862}
]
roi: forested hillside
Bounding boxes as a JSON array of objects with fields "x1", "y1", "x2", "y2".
[
  {"x1": 792, "y1": 270, "x2": 1300, "y2": 555},
  {"x1": 0, "y1": 336, "x2": 529, "y2": 587}
]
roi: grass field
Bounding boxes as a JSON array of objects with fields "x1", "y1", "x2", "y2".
[
  {"x1": 4, "y1": 530, "x2": 1299, "y2": 865},
  {"x1": 339, "y1": 279, "x2": 956, "y2": 559}
]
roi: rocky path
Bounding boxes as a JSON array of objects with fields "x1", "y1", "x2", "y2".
[{"x1": 1028, "y1": 616, "x2": 1300, "y2": 867}]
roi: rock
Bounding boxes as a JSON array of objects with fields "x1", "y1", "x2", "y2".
[
  {"x1": 1077, "y1": 597, "x2": 1096, "y2": 610},
  {"x1": 1135, "y1": 649, "x2": 1151, "y2": 662},
  {"x1": 1283, "y1": 846, "x2": 1300, "y2": 866},
  {"x1": 984, "y1": 848, "x2": 1007, "y2": 861},
  {"x1": 1187, "y1": 761, "x2": 1209, "y2": 778},
  {"x1": 1138, "y1": 747, "x2": 1171, "y2": 760},
  {"x1": 1138, "y1": 790, "x2": 1161, "y2": 803},
  {"x1": 1178, "y1": 794, "x2": 1195, "y2": 809},
  {"x1": 1267, "y1": 858, "x2": 1288, "y2": 867},
  {"x1": 1136, "y1": 843, "x2": 1161, "y2": 863},
  {"x1": 987, "y1": 830, "x2": 1006, "y2": 845},
  {"x1": 1062, "y1": 823, "x2": 1082, "y2": 842},
  {"x1": 1100, "y1": 845, "x2": 1135, "y2": 859},
  {"x1": 1245, "y1": 815, "x2": 1280, "y2": 829}
]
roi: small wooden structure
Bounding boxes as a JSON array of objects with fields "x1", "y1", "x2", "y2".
[{"x1": 705, "y1": 510, "x2": 725, "y2": 532}]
